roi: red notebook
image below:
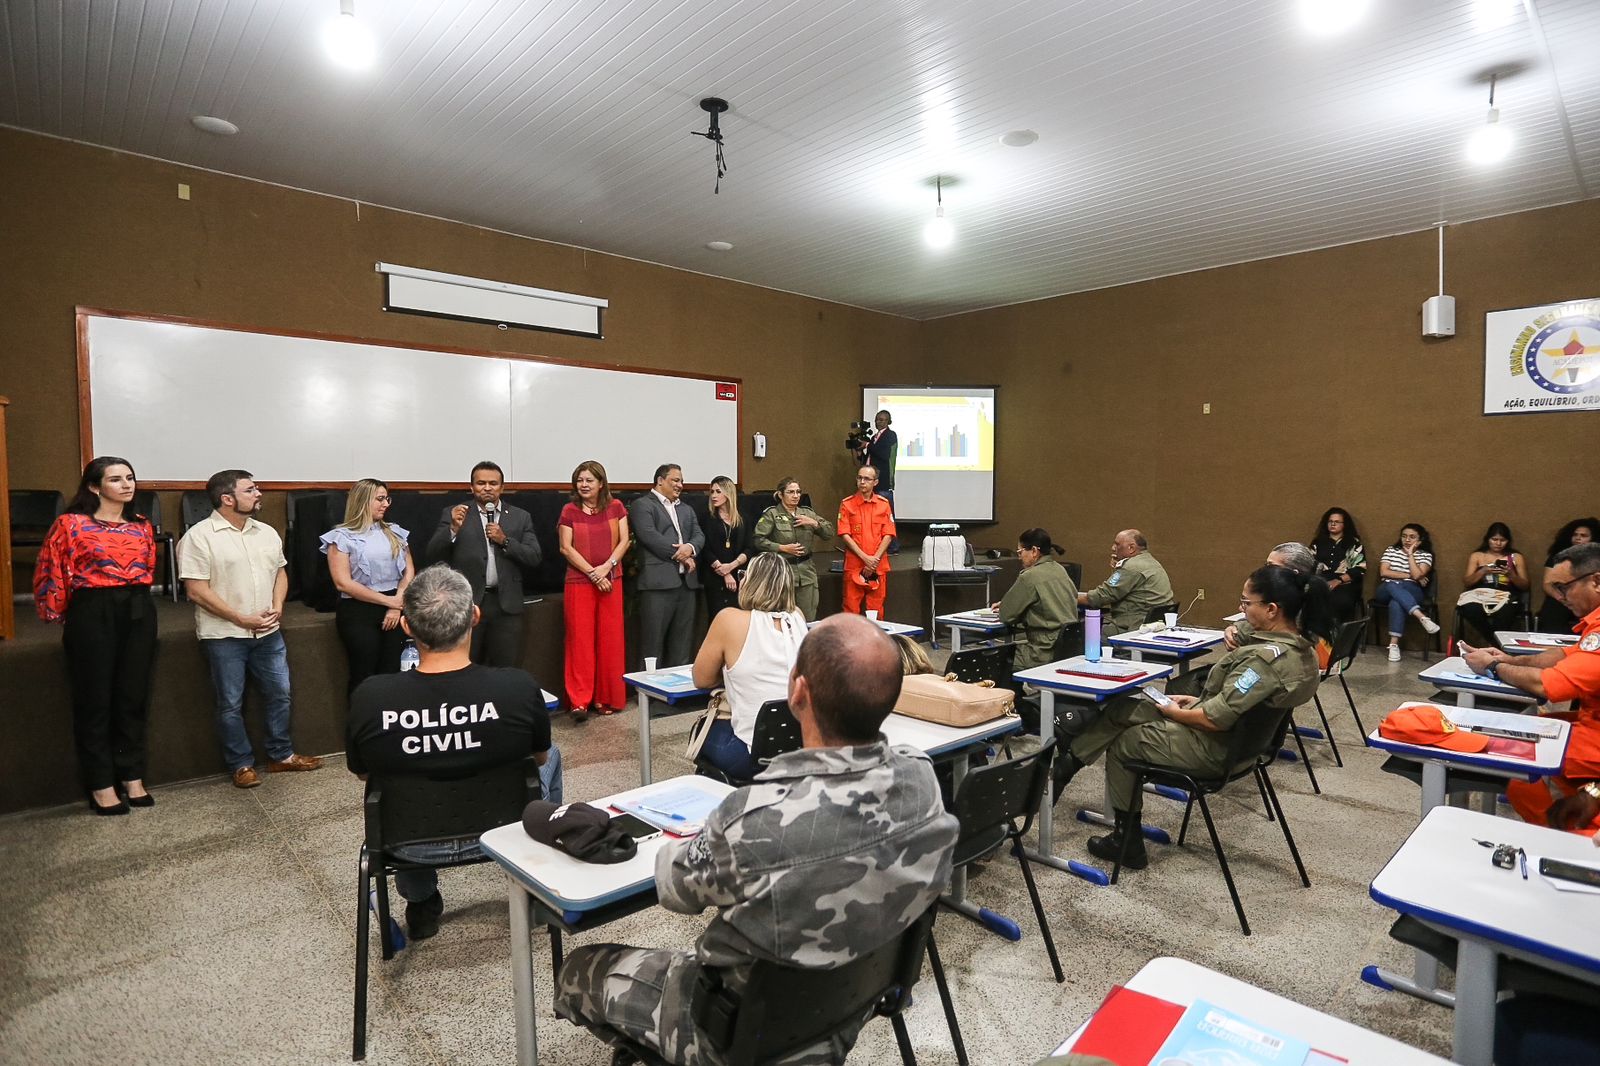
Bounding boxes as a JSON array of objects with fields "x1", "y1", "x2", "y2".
[
  {"x1": 1070, "y1": 985, "x2": 1185, "y2": 1065},
  {"x1": 1057, "y1": 668, "x2": 1148, "y2": 683}
]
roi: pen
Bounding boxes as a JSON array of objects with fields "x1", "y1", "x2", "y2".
[
  {"x1": 636, "y1": 803, "x2": 686, "y2": 822},
  {"x1": 1519, "y1": 847, "x2": 1528, "y2": 880}
]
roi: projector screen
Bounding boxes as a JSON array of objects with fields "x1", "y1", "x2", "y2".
[{"x1": 861, "y1": 386, "x2": 996, "y2": 522}]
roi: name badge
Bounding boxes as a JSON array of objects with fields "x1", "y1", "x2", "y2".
[
  {"x1": 1582, "y1": 633, "x2": 1600, "y2": 653},
  {"x1": 1234, "y1": 668, "x2": 1261, "y2": 694}
]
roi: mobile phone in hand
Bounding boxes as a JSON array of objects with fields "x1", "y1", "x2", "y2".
[{"x1": 1141, "y1": 685, "x2": 1174, "y2": 708}]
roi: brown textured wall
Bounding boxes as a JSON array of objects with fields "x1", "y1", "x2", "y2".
[
  {"x1": 0, "y1": 127, "x2": 919, "y2": 509},
  {"x1": 923, "y1": 197, "x2": 1600, "y2": 637}
]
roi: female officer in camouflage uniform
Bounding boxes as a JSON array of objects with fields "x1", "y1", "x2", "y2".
[
  {"x1": 995, "y1": 527, "x2": 1079, "y2": 672},
  {"x1": 752, "y1": 477, "x2": 834, "y2": 621},
  {"x1": 1053, "y1": 564, "x2": 1330, "y2": 869}
]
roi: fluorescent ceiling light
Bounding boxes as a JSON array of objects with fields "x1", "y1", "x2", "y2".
[
  {"x1": 322, "y1": 0, "x2": 376, "y2": 71},
  {"x1": 1298, "y1": 0, "x2": 1371, "y2": 36},
  {"x1": 1465, "y1": 108, "x2": 1513, "y2": 165}
]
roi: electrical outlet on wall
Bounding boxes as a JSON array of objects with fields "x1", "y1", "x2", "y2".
[{"x1": 1196, "y1": 588, "x2": 1205, "y2": 600}]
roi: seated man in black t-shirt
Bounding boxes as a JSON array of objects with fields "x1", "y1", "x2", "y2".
[{"x1": 347, "y1": 563, "x2": 560, "y2": 940}]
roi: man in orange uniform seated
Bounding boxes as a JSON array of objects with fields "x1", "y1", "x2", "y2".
[
  {"x1": 1461, "y1": 542, "x2": 1600, "y2": 834},
  {"x1": 837, "y1": 465, "x2": 896, "y2": 617}
]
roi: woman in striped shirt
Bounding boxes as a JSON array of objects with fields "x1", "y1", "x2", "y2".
[
  {"x1": 33, "y1": 457, "x2": 159, "y2": 815},
  {"x1": 1375, "y1": 522, "x2": 1439, "y2": 661}
]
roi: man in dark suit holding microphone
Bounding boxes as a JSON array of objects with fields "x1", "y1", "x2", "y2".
[{"x1": 427, "y1": 461, "x2": 542, "y2": 667}]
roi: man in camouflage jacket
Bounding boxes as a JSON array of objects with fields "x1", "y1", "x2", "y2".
[{"x1": 555, "y1": 614, "x2": 960, "y2": 1064}]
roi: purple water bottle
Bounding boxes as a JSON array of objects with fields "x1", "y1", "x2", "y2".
[{"x1": 1085, "y1": 608, "x2": 1102, "y2": 661}]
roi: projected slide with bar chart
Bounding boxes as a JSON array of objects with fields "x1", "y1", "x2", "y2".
[{"x1": 863, "y1": 386, "x2": 996, "y2": 522}]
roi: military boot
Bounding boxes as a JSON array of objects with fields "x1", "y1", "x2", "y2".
[
  {"x1": 1049, "y1": 748, "x2": 1086, "y2": 805},
  {"x1": 1086, "y1": 810, "x2": 1149, "y2": 870}
]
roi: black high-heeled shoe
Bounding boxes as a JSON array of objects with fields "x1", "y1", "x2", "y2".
[
  {"x1": 88, "y1": 795, "x2": 130, "y2": 816},
  {"x1": 118, "y1": 784, "x2": 155, "y2": 808}
]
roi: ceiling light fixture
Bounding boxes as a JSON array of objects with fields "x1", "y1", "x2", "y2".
[
  {"x1": 1298, "y1": 0, "x2": 1371, "y2": 36},
  {"x1": 999, "y1": 129, "x2": 1038, "y2": 148},
  {"x1": 191, "y1": 115, "x2": 239, "y2": 136},
  {"x1": 924, "y1": 176, "x2": 954, "y2": 251},
  {"x1": 1465, "y1": 74, "x2": 1513, "y2": 166},
  {"x1": 1472, "y1": 0, "x2": 1521, "y2": 31},
  {"x1": 705, "y1": 240, "x2": 733, "y2": 252},
  {"x1": 322, "y1": 0, "x2": 376, "y2": 71},
  {"x1": 691, "y1": 98, "x2": 731, "y2": 194}
]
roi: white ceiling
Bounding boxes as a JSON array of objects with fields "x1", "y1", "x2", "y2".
[{"x1": 2, "y1": 0, "x2": 1596, "y2": 319}]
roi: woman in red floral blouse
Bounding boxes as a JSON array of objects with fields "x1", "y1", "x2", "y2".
[{"x1": 33, "y1": 457, "x2": 159, "y2": 815}]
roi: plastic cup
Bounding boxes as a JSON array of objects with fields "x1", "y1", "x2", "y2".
[
  {"x1": 866, "y1": 610, "x2": 879, "y2": 622},
  {"x1": 1165, "y1": 612, "x2": 1178, "y2": 628},
  {"x1": 644, "y1": 657, "x2": 658, "y2": 672}
]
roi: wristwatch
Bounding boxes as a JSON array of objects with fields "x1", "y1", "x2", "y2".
[
  {"x1": 1582, "y1": 782, "x2": 1600, "y2": 801},
  {"x1": 1484, "y1": 661, "x2": 1501, "y2": 681}
]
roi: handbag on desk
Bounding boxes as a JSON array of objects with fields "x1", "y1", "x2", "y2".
[{"x1": 895, "y1": 673, "x2": 1014, "y2": 727}]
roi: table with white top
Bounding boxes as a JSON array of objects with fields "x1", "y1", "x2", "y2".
[
  {"x1": 1496, "y1": 630, "x2": 1579, "y2": 656},
  {"x1": 1056, "y1": 956, "x2": 1449, "y2": 1064},
  {"x1": 806, "y1": 617, "x2": 925, "y2": 638},
  {"x1": 1013, "y1": 653, "x2": 1174, "y2": 884},
  {"x1": 1419, "y1": 656, "x2": 1541, "y2": 709},
  {"x1": 1106, "y1": 626, "x2": 1226, "y2": 675},
  {"x1": 935, "y1": 610, "x2": 1008, "y2": 652},
  {"x1": 480, "y1": 774, "x2": 736, "y2": 1066},
  {"x1": 1365, "y1": 701, "x2": 1570, "y2": 820},
  {"x1": 622, "y1": 665, "x2": 711, "y2": 786},
  {"x1": 1367, "y1": 806, "x2": 1600, "y2": 1065}
]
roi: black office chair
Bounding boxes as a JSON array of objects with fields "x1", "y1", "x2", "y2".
[
  {"x1": 1450, "y1": 593, "x2": 1533, "y2": 649},
  {"x1": 131, "y1": 490, "x2": 178, "y2": 603},
  {"x1": 1367, "y1": 583, "x2": 1442, "y2": 656},
  {"x1": 7, "y1": 489, "x2": 64, "y2": 548},
  {"x1": 928, "y1": 741, "x2": 1064, "y2": 1066},
  {"x1": 1307, "y1": 616, "x2": 1372, "y2": 758},
  {"x1": 1111, "y1": 702, "x2": 1311, "y2": 936},
  {"x1": 573, "y1": 906, "x2": 937, "y2": 1066},
  {"x1": 1144, "y1": 602, "x2": 1180, "y2": 624},
  {"x1": 353, "y1": 756, "x2": 542, "y2": 1060},
  {"x1": 692, "y1": 699, "x2": 799, "y2": 787},
  {"x1": 945, "y1": 643, "x2": 1016, "y2": 687},
  {"x1": 179, "y1": 489, "x2": 212, "y2": 532}
]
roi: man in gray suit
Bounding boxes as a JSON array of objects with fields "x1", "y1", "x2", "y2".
[
  {"x1": 427, "y1": 461, "x2": 542, "y2": 668},
  {"x1": 629, "y1": 463, "x2": 704, "y2": 668}
]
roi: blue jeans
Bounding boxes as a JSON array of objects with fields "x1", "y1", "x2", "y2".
[
  {"x1": 1375, "y1": 580, "x2": 1427, "y2": 637},
  {"x1": 393, "y1": 746, "x2": 563, "y2": 902},
  {"x1": 200, "y1": 631, "x2": 295, "y2": 771},
  {"x1": 701, "y1": 719, "x2": 764, "y2": 781}
]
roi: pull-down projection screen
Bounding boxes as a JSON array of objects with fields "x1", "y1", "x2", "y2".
[{"x1": 861, "y1": 386, "x2": 995, "y2": 522}]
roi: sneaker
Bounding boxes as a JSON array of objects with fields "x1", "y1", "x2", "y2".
[
  {"x1": 1387, "y1": 645, "x2": 1402, "y2": 662},
  {"x1": 405, "y1": 891, "x2": 444, "y2": 940},
  {"x1": 1418, "y1": 615, "x2": 1441, "y2": 635}
]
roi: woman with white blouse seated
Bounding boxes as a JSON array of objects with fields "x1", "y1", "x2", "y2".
[
  {"x1": 321, "y1": 479, "x2": 416, "y2": 696},
  {"x1": 691, "y1": 552, "x2": 808, "y2": 780}
]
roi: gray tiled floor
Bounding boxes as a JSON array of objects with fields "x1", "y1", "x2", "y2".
[{"x1": 0, "y1": 648, "x2": 1462, "y2": 1064}]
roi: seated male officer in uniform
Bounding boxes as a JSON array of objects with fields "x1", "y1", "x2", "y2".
[
  {"x1": 1077, "y1": 528, "x2": 1174, "y2": 636},
  {"x1": 554, "y1": 613, "x2": 960, "y2": 1065},
  {"x1": 346, "y1": 564, "x2": 560, "y2": 940},
  {"x1": 1054, "y1": 565, "x2": 1327, "y2": 867},
  {"x1": 1462, "y1": 542, "x2": 1600, "y2": 834}
]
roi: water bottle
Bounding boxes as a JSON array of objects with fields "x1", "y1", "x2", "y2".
[
  {"x1": 1085, "y1": 609, "x2": 1102, "y2": 662},
  {"x1": 399, "y1": 640, "x2": 419, "y2": 672}
]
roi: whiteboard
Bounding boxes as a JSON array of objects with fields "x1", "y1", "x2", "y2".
[{"x1": 82, "y1": 312, "x2": 740, "y2": 485}]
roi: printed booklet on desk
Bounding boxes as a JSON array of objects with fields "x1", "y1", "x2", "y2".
[
  {"x1": 612, "y1": 782, "x2": 724, "y2": 835},
  {"x1": 1149, "y1": 999, "x2": 1311, "y2": 1065},
  {"x1": 638, "y1": 669, "x2": 698, "y2": 691}
]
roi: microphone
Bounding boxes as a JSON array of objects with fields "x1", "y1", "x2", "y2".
[{"x1": 485, "y1": 504, "x2": 499, "y2": 525}]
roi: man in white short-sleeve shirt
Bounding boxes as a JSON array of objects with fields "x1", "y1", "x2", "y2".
[{"x1": 177, "y1": 469, "x2": 322, "y2": 789}]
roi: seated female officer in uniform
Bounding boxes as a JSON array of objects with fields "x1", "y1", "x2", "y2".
[
  {"x1": 994, "y1": 527, "x2": 1079, "y2": 673},
  {"x1": 1051, "y1": 564, "x2": 1330, "y2": 870}
]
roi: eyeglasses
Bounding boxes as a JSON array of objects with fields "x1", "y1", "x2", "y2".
[
  {"x1": 1551, "y1": 574, "x2": 1596, "y2": 601},
  {"x1": 1239, "y1": 597, "x2": 1265, "y2": 608},
  {"x1": 1014, "y1": 547, "x2": 1036, "y2": 557}
]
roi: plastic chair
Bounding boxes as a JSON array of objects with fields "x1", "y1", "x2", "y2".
[
  {"x1": 1309, "y1": 616, "x2": 1371, "y2": 756},
  {"x1": 945, "y1": 643, "x2": 1016, "y2": 686},
  {"x1": 928, "y1": 741, "x2": 1064, "y2": 1066},
  {"x1": 1144, "y1": 602, "x2": 1180, "y2": 624},
  {"x1": 693, "y1": 699, "x2": 799, "y2": 787},
  {"x1": 573, "y1": 907, "x2": 937, "y2": 1066},
  {"x1": 1112, "y1": 702, "x2": 1311, "y2": 936},
  {"x1": 353, "y1": 755, "x2": 542, "y2": 1060},
  {"x1": 179, "y1": 490, "x2": 212, "y2": 532},
  {"x1": 7, "y1": 489, "x2": 64, "y2": 548}
]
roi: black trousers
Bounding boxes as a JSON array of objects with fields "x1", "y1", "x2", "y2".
[
  {"x1": 334, "y1": 595, "x2": 405, "y2": 696},
  {"x1": 62, "y1": 586, "x2": 157, "y2": 791},
  {"x1": 471, "y1": 593, "x2": 524, "y2": 668}
]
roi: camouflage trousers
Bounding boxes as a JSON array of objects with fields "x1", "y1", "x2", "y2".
[
  {"x1": 555, "y1": 943, "x2": 868, "y2": 1065},
  {"x1": 1066, "y1": 697, "x2": 1227, "y2": 812}
]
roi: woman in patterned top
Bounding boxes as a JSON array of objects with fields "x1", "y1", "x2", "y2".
[
  {"x1": 33, "y1": 456, "x2": 159, "y2": 815},
  {"x1": 1375, "y1": 522, "x2": 1440, "y2": 660},
  {"x1": 320, "y1": 479, "x2": 416, "y2": 697},
  {"x1": 1310, "y1": 507, "x2": 1365, "y2": 621}
]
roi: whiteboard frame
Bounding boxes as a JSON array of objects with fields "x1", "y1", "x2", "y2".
[{"x1": 75, "y1": 307, "x2": 742, "y2": 490}]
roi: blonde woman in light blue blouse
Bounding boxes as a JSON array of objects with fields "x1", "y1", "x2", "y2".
[{"x1": 321, "y1": 479, "x2": 415, "y2": 696}]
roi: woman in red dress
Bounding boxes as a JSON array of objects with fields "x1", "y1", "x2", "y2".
[
  {"x1": 558, "y1": 460, "x2": 631, "y2": 720},
  {"x1": 34, "y1": 456, "x2": 159, "y2": 815}
]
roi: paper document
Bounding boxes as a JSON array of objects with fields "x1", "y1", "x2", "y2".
[
  {"x1": 638, "y1": 668, "x2": 697, "y2": 690},
  {"x1": 1444, "y1": 706, "x2": 1561, "y2": 738},
  {"x1": 1438, "y1": 669, "x2": 1510, "y2": 686},
  {"x1": 1506, "y1": 635, "x2": 1577, "y2": 647},
  {"x1": 1150, "y1": 999, "x2": 1311, "y2": 1065},
  {"x1": 613, "y1": 783, "x2": 723, "y2": 834},
  {"x1": 951, "y1": 609, "x2": 1000, "y2": 622}
]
